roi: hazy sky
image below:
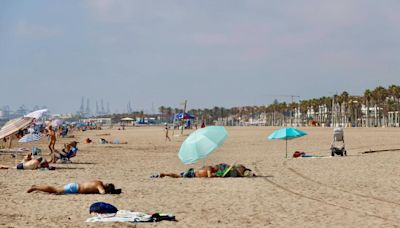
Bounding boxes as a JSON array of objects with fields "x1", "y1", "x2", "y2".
[{"x1": 1, "y1": 0, "x2": 399, "y2": 114}]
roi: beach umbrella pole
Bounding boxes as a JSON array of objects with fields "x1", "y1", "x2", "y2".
[
  {"x1": 181, "y1": 100, "x2": 187, "y2": 135},
  {"x1": 286, "y1": 138, "x2": 288, "y2": 158},
  {"x1": 172, "y1": 113, "x2": 176, "y2": 136}
]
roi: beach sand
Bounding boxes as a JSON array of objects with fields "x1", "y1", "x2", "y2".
[{"x1": 1, "y1": 127, "x2": 400, "y2": 227}]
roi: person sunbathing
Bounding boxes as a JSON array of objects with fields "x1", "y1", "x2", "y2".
[
  {"x1": 27, "y1": 180, "x2": 122, "y2": 194},
  {"x1": 152, "y1": 165, "x2": 217, "y2": 178},
  {"x1": 152, "y1": 164, "x2": 255, "y2": 178},
  {"x1": 0, "y1": 155, "x2": 54, "y2": 170},
  {"x1": 100, "y1": 138, "x2": 128, "y2": 144},
  {"x1": 220, "y1": 164, "x2": 256, "y2": 177},
  {"x1": 111, "y1": 139, "x2": 127, "y2": 144}
]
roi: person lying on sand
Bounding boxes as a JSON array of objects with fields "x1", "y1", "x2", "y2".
[
  {"x1": 152, "y1": 165, "x2": 216, "y2": 178},
  {"x1": 27, "y1": 180, "x2": 122, "y2": 194},
  {"x1": 63, "y1": 135, "x2": 75, "y2": 138},
  {"x1": 221, "y1": 164, "x2": 256, "y2": 177},
  {"x1": 96, "y1": 133, "x2": 111, "y2": 136},
  {"x1": 0, "y1": 154, "x2": 54, "y2": 170},
  {"x1": 151, "y1": 164, "x2": 255, "y2": 178},
  {"x1": 292, "y1": 151, "x2": 319, "y2": 158},
  {"x1": 100, "y1": 138, "x2": 128, "y2": 144}
]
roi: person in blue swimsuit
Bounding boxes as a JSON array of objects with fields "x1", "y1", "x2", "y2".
[{"x1": 27, "y1": 180, "x2": 121, "y2": 194}]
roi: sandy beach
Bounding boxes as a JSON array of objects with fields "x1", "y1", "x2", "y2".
[{"x1": 1, "y1": 127, "x2": 400, "y2": 227}]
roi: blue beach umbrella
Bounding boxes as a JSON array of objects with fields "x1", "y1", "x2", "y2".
[
  {"x1": 268, "y1": 128, "x2": 307, "y2": 158},
  {"x1": 178, "y1": 126, "x2": 228, "y2": 164}
]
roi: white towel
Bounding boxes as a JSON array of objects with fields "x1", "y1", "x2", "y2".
[{"x1": 86, "y1": 210, "x2": 152, "y2": 223}]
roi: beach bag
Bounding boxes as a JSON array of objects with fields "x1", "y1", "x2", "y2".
[
  {"x1": 32, "y1": 147, "x2": 41, "y2": 156},
  {"x1": 89, "y1": 202, "x2": 118, "y2": 214},
  {"x1": 150, "y1": 213, "x2": 177, "y2": 222},
  {"x1": 293, "y1": 151, "x2": 305, "y2": 158}
]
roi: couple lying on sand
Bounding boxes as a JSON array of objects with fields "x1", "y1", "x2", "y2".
[
  {"x1": 152, "y1": 163, "x2": 255, "y2": 178},
  {"x1": 27, "y1": 180, "x2": 121, "y2": 195}
]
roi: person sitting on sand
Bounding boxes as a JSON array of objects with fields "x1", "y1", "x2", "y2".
[
  {"x1": 151, "y1": 164, "x2": 255, "y2": 178},
  {"x1": 0, "y1": 154, "x2": 54, "y2": 170},
  {"x1": 27, "y1": 180, "x2": 122, "y2": 195},
  {"x1": 50, "y1": 141, "x2": 79, "y2": 163}
]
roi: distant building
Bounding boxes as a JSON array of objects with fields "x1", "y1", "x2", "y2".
[{"x1": 81, "y1": 117, "x2": 112, "y2": 125}]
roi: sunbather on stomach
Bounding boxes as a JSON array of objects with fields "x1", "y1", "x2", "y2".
[{"x1": 27, "y1": 180, "x2": 122, "y2": 195}]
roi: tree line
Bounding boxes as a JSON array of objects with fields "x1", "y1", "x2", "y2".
[
  {"x1": 95, "y1": 85, "x2": 400, "y2": 127},
  {"x1": 159, "y1": 85, "x2": 400, "y2": 127}
]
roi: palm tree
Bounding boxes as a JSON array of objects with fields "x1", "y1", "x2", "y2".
[
  {"x1": 158, "y1": 106, "x2": 166, "y2": 121},
  {"x1": 372, "y1": 86, "x2": 388, "y2": 126},
  {"x1": 364, "y1": 89, "x2": 372, "y2": 127},
  {"x1": 388, "y1": 85, "x2": 400, "y2": 111},
  {"x1": 166, "y1": 107, "x2": 173, "y2": 120},
  {"x1": 341, "y1": 91, "x2": 349, "y2": 126}
]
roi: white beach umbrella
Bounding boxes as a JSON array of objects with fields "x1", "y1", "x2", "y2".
[
  {"x1": 18, "y1": 133, "x2": 41, "y2": 143},
  {"x1": 25, "y1": 109, "x2": 48, "y2": 120},
  {"x1": 51, "y1": 119, "x2": 64, "y2": 128}
]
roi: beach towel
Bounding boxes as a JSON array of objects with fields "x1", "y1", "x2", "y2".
[
  {"x1": 86, "y1": 210, "x2": 176, "y2": 223},
  {"x1": 293, "y1": 151, "x2": 322, "y2": 158}
]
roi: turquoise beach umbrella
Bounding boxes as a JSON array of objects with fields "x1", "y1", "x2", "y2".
[
  {"x1": 268, "y1": 128, "x2": 307, "y2": 158},
  {"x1": 178, "y1": 126, "x2": 228, "y2": 164}
]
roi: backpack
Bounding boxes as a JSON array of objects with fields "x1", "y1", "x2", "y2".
[{"x1": 89, "y1": 202, "x2": 118, "y2": 214}]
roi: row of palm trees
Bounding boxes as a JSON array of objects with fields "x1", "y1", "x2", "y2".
[{"x1": 158, "y1": 85, "x2": 400, "y2": 127}]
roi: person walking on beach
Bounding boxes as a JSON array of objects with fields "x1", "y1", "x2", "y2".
[
  {"x1": 164, "y1": 124, "x2": 171, "y2": 142},
  {"x1": 47, "y1": 126, "x2": 56, "y2": 155}
]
